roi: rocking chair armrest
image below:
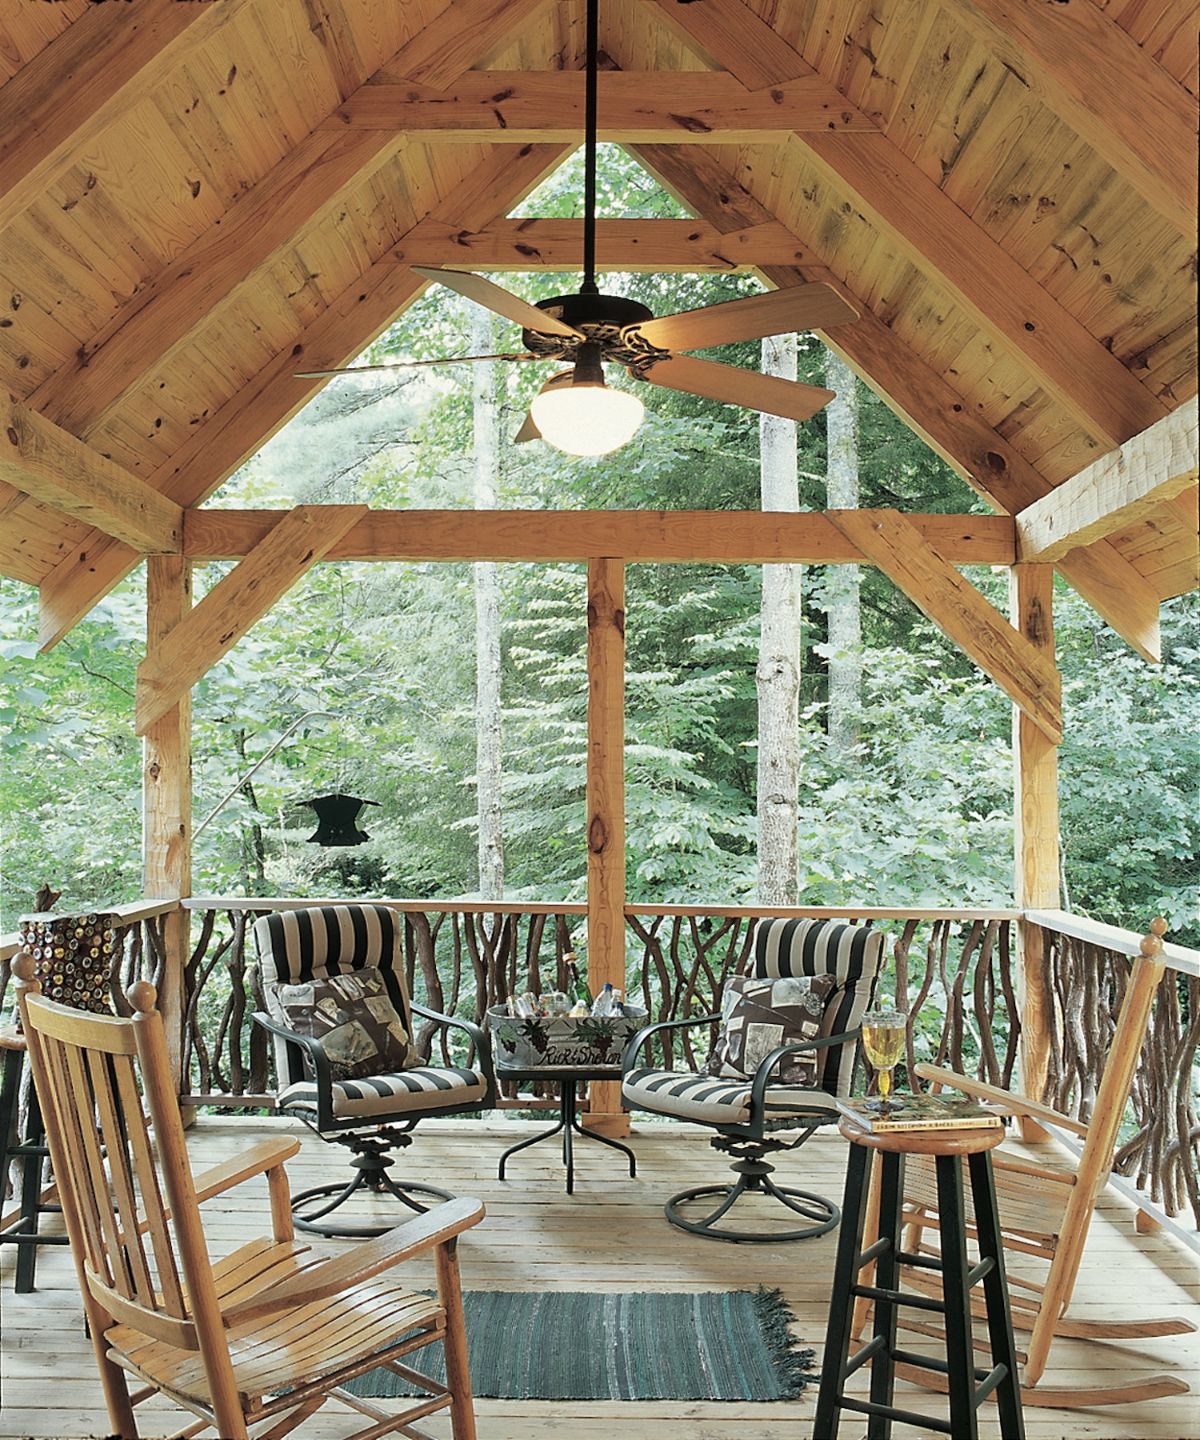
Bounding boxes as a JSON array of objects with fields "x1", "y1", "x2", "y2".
[
  {"x1": 251, "y1": 1010, "x2": 335, "y2": 1095},
  {"x1": 914, "y1": 1063, "x2": 1089, "y2": 1138},
  {"x1": 192, "y1": 1138, "x2": 302, "y2": 1204},
  {"x1": 622, "y1": 1013, "x2": 721, "y2": 1072},
  {"x1": 748, "y1": 1028, "x2": 860, "y2": 1114},
  {"x1": 222, "y1": 1195, "x2": 487, "y2": 1325}
]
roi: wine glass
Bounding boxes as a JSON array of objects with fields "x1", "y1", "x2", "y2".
[{"x1": 861, "y1": 1007, "x2": 908, "y2": 1112}]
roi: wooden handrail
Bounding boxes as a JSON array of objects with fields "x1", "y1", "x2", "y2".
[
  {"x1": 1025, "y1": 907, "x2": 1200, "y2": 976},
  {"x1": 1, "y1": 899, "x2": 181, "y2": 964}
]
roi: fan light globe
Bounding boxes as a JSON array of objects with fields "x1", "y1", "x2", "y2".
[{"x1": 530, "y1": 371, "x2": 644, "y2": 456}]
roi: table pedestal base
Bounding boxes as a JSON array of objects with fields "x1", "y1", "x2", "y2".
[{"x1": 498, "y1": 1078, "x2": 636, "y2": 1194}]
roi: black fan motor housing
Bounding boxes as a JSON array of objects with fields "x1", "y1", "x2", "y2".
[{"x1": 522, "y1": 292, "x2": 655, "y2": 358}]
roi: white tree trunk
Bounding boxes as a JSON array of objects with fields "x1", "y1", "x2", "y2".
[
  {"x1": 471, "y1": 306, "x2": 505, "y2": 900},
  {"x1": 824, "y1": 347, "x2": 862, "y2": 758},
  {"x1": 756, "y1": 334, "x2": 802, "y2": 906}
]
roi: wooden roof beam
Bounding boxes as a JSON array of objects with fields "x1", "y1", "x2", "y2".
[
  {"x1": 631, "y1": 142, "x2": 1161, "y2": 663},
  {"x1": 135, "y1": 506, "x2": 366, "y2": 735},
  {"x1": 391, "y1": 218, "x2": 810, "y2": 270},
  {"x1": 328, "y1": 69, "x2": 870, "y2": 140},
  {"x1": 182, "y1": 509, "x2": 1016, "y2": 565},
  {"x1": 832, "y1": 510, "x2": 1062, "y2": 743},
  {"x1": 643, "y1": 0, "x2": 1168, "y2": 451},
  {"x1": 953, "y1": 0, "x2": 1196, "y2": 239},
  {"x1": 0, "y1": 394, "x2": 181, "y2": 554},
  {"x1": 37, "y1": 142, "x2": 571, "y2": 652},
  {"x1": 1017, "y1": 399, "x2": 1199, "y2": 564},
  {"x1": 26, "y1": 0, "x2": 551, "y2": 440},
  {"x1": 0, "y1": 0, "x2": 243, "y2": 235}
]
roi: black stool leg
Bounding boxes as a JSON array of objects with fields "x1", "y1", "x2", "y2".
[
  {"x1": 935, "y1": 1154, "x2": 979, "y2": 1440},
  {"x1": 866, "y1": 1151, "x2": 904, "y2": 1440},
  {"x1": 815, "y1": 1140, "x2": 872, "y2": 1440},
  {"x1": 968, "y1": 1149, "x2": 1026, "y2": 1440},
  {"x1": 14, "y1": 1088, "x2": 47, "y2": 1293}
]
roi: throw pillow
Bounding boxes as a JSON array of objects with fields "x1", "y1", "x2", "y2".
[
  {"x1": 266, "y1": 970, "x2": 421, "y2": 1081},
  {"x1": 707, "y1": 972, "x2": 836, "y2": 1086}
]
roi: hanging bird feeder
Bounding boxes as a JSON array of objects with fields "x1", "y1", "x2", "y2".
[{"x1": 301, "y1": 793, "x2": 380, "y2": 847}]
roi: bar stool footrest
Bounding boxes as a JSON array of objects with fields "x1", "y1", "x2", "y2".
[{"x1": 838, "y1": 1395, "x2": 956, "y2": 1434}]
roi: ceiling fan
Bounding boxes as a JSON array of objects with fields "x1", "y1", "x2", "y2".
[{"x1": 299, "y1": 0, "x2": 857, "y2": 455}]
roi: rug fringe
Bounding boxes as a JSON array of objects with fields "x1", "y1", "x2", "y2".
[{"x1": 751, "y1": 1285, "x2": 817, "y2": 1398}]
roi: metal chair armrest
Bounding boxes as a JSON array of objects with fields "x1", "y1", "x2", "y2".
[
  {"x1": 410, "y1": 1002, "x2": 496, "y2": 1105},
  {"x1": 251, "y1": 1011, "x2": 336, "y2": 1127},
  {"x1": 748, "y1": 1026, "x2": 862, "y2": 1115},
  {"x1": 622, "y1": 1012, "x2": 721, "y2": 1072}
]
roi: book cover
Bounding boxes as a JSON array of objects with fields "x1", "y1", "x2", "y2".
[{"x1": 837, "y1": 1092, "x2": 1008, "y2": 1134}]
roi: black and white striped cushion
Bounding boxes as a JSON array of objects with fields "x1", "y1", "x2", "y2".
[
  {"x1": 252, "y1": 905, "x2": 413, "y2": 1086},
  {"x1": 279, "y1": 1065, "x2": 487, "y2": 1123},
  {"x1": 753, "y1": 918, "x2": 886, "y2": 1098},
  {"x1": 622, "y1": 1067, "x2": 839, "y2": 1126}
]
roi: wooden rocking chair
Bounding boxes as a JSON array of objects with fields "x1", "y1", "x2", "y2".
[
  {"x1": 853, "y1": 922, "x2": 1194, "y2": 1409},
  {"x1": 14, "y1": 953, "x2": 485, "y2": 1440}
]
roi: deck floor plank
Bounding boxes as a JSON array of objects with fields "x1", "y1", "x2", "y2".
[{"x1": 1, "y1": 1115, "x2": 1197, "y2": 1439}]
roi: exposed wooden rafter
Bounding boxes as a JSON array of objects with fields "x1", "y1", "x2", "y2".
[
  {"x1": 630, "y1": 143, "x2": 1163, "y2": 663},
  {"x1": 37, "y1": 143, "x2": 572, "y2": 652},
  {"x1": 390, "y1": 218, "x2": 809, "y2": 270},
  {"x1": 135, "y1": 505, "x2": 366, "y2": 735},
  {"x1": 0, "y1": 394, "x2": 181, "y2": 553},
  {"x1": 182, "y1": 508, "x2": 1016, "y2": 565},
  {"x1": 26, "y1": 0, "x2": 550, "y2": 440},
  {"x1": 831, "y1": 511, "x2": 1063, "y2": 743},
  {"x1": 1017, "y1": 399, "x2": 1199, "y2": 564},
  {"x1": 326, "y1": 68, "x2": 871, "y2": 140},
  {"x1": 642, "y1": 0, "x2": 1169, "y2": 450},
  {"x1": 0, "y1": 0, "x2": 242, "y2": 234},
  {"x1": 953, "y1": 0, "x2": 1196, "y2": 239}
]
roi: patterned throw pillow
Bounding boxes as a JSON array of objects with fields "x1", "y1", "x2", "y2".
[
  {"x1": 707, "y1": 972, "x2": 836, "y2": 1086},
  {"x1": 266, "y1": 970, "x2": 421, "y2": 1081}
]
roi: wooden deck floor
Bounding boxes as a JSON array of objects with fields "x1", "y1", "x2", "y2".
[{"x1": 1, "y1": 1115, "x2": 1197, "y2": 1439}]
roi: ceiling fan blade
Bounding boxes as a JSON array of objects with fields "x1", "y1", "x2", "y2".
[
  {"x1": 641, "y1": 355, "x2": 835, "y2": 423},
  {"x1": 635, "y1": 283, "x2": 858, "y2": 353},
  {"x1": 296, "y1": 353, "x2": 540, "y2": 378},
  {"x1": 513, "y1": 410, "x2": 542, "y2": 443},
  {"x1": 412, "y1": 266, "x2": 584, "y2": 339}
]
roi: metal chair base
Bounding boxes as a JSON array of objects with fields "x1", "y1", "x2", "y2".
[
  {"x1": 289, "y1": 1133, "x2": 453, "y2": 1239},
  {"x1": 665, "y1": 1152, "x2": 840, "y2": 1243}
]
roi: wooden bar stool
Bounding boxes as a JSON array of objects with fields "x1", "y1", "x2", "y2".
[
  {"x1": 0, "y1": 1027, "x2": 67, "y2": 1292},
  {"x1": 814, "y1": 1120, "x2": 1025, "y2": 1440}
]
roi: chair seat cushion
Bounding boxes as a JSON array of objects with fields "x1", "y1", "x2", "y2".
[
  {"x1": 279, "y1": 1065, "x2": 488, "y2": 1121},
  {"x1": 623, "y1": 1066, "x2": 839, "y2": 1126}
]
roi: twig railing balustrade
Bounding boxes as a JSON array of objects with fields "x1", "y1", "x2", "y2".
[{"x1": 1027, "y1": 909, "x2": 1200, "y2": 1232}]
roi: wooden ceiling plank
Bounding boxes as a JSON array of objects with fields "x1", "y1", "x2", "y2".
[
  {"x1": 0, "y1": 394, "x2": 181, "y2": 553},
  {"x1": 831, "y1": 509, "x2": 1063, "y2": 743},
  {"x1": 134, "y1": 504, "x2": 367, "y2": 735},
  {"x1": 26, "y1": 0, "x2": 552, "y2": 440},
  {"x1": 36, "y1": 142, "x2": 571, "y2": 652},
  {"x1": 329, "y1": 68, "x2": 871, "y2": 138},
  {"x1": 953, "y1": 0, "x2": 1196, "y2": 238},
  {"x1": 391, "y1": 218, "x2": 813, "y2": 270},
  {"x1": 632, "y1": 141, "x2": 1161, "y2": 663},
  {"x1": 1018, "y1": 398, "x2": 1199, "y2": 563},
  {"x1": 641, "y1": 0, "x2": 1168, "y2": 450},
  {"x1": 181, "y1": 507, "x2": 1016, "y2": 563},
  {"x1": 0, "y1": 0, "x2": 244, "y2": 235}
]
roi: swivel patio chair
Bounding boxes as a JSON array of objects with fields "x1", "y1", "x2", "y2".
[
  {"x1": 252, "y1": 903, "x2": 495, "y2": 1237},
  {"x1": 622, "y1": 916, "x2": 886, "y2": 1242},
  {"x1": 14, "y1": 953, "x2": 484, "y2": 1440}
]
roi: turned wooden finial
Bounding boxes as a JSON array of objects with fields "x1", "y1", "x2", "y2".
[
  {"x1": 13, "y1": 952, "x2": 40, "y2": 990},
  {"x1": 127, "y1": 981, "x2": 158, "y2": 1014},
  {"x1": 1140, "y1": 916, "x2": 1167, "y2": 959}
]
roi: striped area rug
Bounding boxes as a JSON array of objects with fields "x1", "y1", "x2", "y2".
[{"x1": 346, "y1": 1287, "x2": 815, "y2": 1401}]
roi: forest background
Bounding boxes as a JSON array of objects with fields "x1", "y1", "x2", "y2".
[{"x1": 1, "y1": 150, "x2": 1196, "y2": 946}]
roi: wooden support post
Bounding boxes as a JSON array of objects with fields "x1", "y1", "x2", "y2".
[
  {"x1": 585, "y1": 559, "x2": 628, "y2": 1136},
  {"x1": 1011, "y1": 565, "x2": 1059, "y2": 1132},
  {"x1": 143, "y1": 556, "x2": 193, "y2": 1104}
]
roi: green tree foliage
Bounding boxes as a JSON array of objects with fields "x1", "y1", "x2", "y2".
[{"x1": 1, "y1": 148, "x2": 1195, "y2": 947}]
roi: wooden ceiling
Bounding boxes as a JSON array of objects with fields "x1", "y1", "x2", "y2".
[{"x1": 0, "y1": 0, "x2": 1195, "y2": 657}]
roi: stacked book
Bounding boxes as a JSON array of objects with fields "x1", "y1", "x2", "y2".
[{"x1": 836, "y1": 1093, "x2": 1009, "y2": 1134}]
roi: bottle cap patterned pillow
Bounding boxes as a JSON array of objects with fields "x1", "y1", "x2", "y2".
[
  {"x1": 266, "y1": 970, "x2": 421, "y2": 1081},
  {"x1": 707, "y1": 972, "x2": 836, "y2": 1085}
]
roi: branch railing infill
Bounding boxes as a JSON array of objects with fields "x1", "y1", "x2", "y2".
[
  {"x1": 1027, "y1": 908, "x2": 1200, "y2": 1234},
  {"x1": 177, "y1": 900, "x2": 1017, "y2": 1108}
]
